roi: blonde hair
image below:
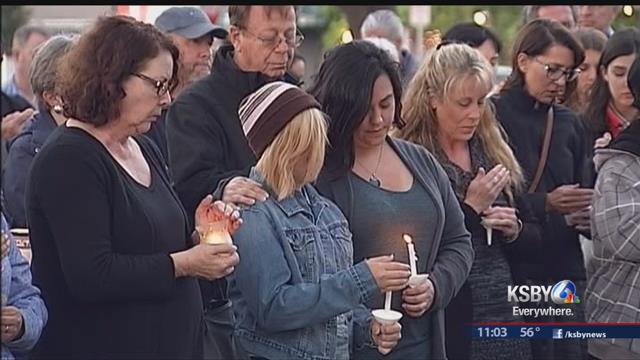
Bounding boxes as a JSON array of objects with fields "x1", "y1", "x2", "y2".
[
  {"x1": 256, "y1": 107, "x2": 328, "y2": 200},
  {"x1": 395, "y1": 43, "x2": 524, "y2": 196}
]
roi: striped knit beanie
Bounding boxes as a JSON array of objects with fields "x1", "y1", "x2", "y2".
[{"x1": 239, "y1": 81, "x2": 321, "y2": 158}]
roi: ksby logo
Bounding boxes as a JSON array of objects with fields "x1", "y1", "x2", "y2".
[
  {"x1": 551, "y1": 280, "x2": 580, "y2": 304},
  {"x1": 508, "y1": 280, "x2": 581, "y2": 304}
]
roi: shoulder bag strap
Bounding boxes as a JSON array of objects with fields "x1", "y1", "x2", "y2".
[{"x1": 527, "y1": 106, "x2": 554, "y2": 194}]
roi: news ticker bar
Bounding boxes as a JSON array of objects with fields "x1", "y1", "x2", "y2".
[{"x1": 469, "y1": 323, "x2": 640, "y2": 339}]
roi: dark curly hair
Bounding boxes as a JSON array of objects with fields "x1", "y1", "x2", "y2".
[{"x1": 57, "y1": 15, "x2": 179, "y2": 126}]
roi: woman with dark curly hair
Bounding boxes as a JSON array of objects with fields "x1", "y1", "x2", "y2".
[{"x1": 25, "y1": 15, "x2": 241, "y2": 359}]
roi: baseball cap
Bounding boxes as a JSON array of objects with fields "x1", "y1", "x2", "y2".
[{"x1": 155, "y1": 7, "x2": 228, "y2": 40}]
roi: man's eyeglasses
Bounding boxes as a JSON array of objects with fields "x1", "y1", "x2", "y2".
[
  {"x1": 240, "y1": 27, "x2": 304, "y2": 48},
  {"x1": 132, "y1": 73, "x2": 170, "y2": 97},
  {"x1": 532, "y1": 57, "x2": 581, "y2": 82}
]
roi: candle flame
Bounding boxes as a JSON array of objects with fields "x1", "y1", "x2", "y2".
[{"x1": 403, "y1": 233, "x2": 413, "y2": 244}]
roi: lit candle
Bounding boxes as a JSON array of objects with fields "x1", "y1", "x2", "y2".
[
  {"x1": 204, "y1": 230, "x2": 232, "y2": 245},
  {"x1": 384, "y1": 290, "x2": 392, "y2": 311},
  {"x1": 203, "y1": 219, "x2": 233, "y2": 245},
  {"x1": 403, "y1": 234, "x2": 418, "y2": 276}
]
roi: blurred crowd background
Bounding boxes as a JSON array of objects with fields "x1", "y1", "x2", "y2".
[{"x1": 2, "y1": 5, "x2": 639, "y2": 87}]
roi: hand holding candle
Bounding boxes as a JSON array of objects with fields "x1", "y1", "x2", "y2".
[
  {"x1": 203, "y1": 219, "x2": 233, "y2": 245},
  {"x1": 402, "y1": 276, "x2": 435, "y2": 317},
  {"x1": 404, "y1": 234, "x2": 429, "y2": 287},
  {"x1": 369, "y1": 255, "x2": 405, "y2": 332},
  {"x1": 194, "y1": 196, "x2": 242, "y2": 245},
  {"x1": 480, "y1": 218, "x2": 500, "y2": 246}
]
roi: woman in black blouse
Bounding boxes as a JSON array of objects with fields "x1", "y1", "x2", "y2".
[
  {"x1": 491, "y1": 19, "x2": 592, "y2": 360},
  {"x1": 25, "y1": 16, "x2": 240, "y2": 359}
]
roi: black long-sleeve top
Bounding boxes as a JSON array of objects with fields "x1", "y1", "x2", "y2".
[
  {"x1": 491, "y1": 86, "x2": 590, "y2": 281},
  {"x1": 26, "y1": 126, "x2": 203, "y2": 359}
]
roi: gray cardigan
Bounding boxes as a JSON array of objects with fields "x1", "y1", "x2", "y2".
[{"x1": 316, "y1": 137, "x2": 474, "y2": 359}]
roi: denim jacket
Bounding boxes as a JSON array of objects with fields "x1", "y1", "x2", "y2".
[
  {"x1": 1, "y1": 213, "x2": 48, "y2": 359},
  {"x1": 228, "y1": 168, "x2": 379, "y2": 360}
]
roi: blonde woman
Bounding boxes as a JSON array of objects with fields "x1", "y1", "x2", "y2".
[
  {"x1": 396, "y1": 43, "x2": 539, "y2": 360},
  {"x1": 229, "y1": 81, "x2": 410, "y2": 360}
]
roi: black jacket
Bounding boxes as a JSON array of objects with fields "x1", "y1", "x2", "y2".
[
  {"x1": 1, "y1": 90, "x2": 31, "y2": 118},
  {"x1": 166, "y1": 45, "x2": 271, "y2": 304},
  {"x1": 491, "y1": 86, "x2": 590, "y2": 281},
  {"x1": 1, "y1": 91, "x2": 33, "y2": 170},
  {"x1": 610, "y1": 119, "x2": 640, "y2": 156},
  {"x1": 3, "y1": 111, "x2": 56, "y2": 227},
  {"x1": 166, "y1": 45, "x2": 270, "y2": 223}
]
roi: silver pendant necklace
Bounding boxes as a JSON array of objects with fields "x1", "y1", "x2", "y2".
[
  {"x1": 355, "y1": 144, "x2": 384, "y2": 187},
  {"x1": 368, "y1": 174, "x2": 381, "y2": 187}
]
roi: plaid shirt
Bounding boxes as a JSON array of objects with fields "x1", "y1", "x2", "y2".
[{"x1": 586, "y1": 148, "x2": 640, "y2": 356}]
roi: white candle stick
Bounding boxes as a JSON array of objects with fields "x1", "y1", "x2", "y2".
[
  {"x1": 403, "y1": 234, "x2": 418, "y2": 276},
  {"x1": 481, "y1": 219, "x2": 494, "y2": 246},
  {"x1": 384, "y1": 290, "x2": 392, "y2": 311}
]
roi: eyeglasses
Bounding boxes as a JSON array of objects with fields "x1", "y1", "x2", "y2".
[
  {"x1": 532, "y1": 57, "x2": 581, "y2": 82},
  {"x1": 132, "y1": 73, "x2": 170, "y2": 97},
  {"x1": 240, "y1": 27, "x2": 304, "y2": 48}
]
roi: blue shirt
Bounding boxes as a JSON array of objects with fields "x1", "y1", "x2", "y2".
[{"x1": 1, "y1": 213, "x2": 48, "y2": 359}]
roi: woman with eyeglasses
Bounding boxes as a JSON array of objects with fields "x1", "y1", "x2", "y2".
[
  {"x1": 25, "y1": 16, "x2": 241, "y2": 359},
  {"x1": 491, "y1": 19, "x2": 592, "y2": 360}
]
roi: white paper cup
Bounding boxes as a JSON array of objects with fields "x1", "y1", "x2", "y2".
[
  {"x1": 372, "y1": 309, "x2": 403, "y2": 325},
  {"x1": 408, "y1": 273, "x2": 430, "y2": 288}
]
